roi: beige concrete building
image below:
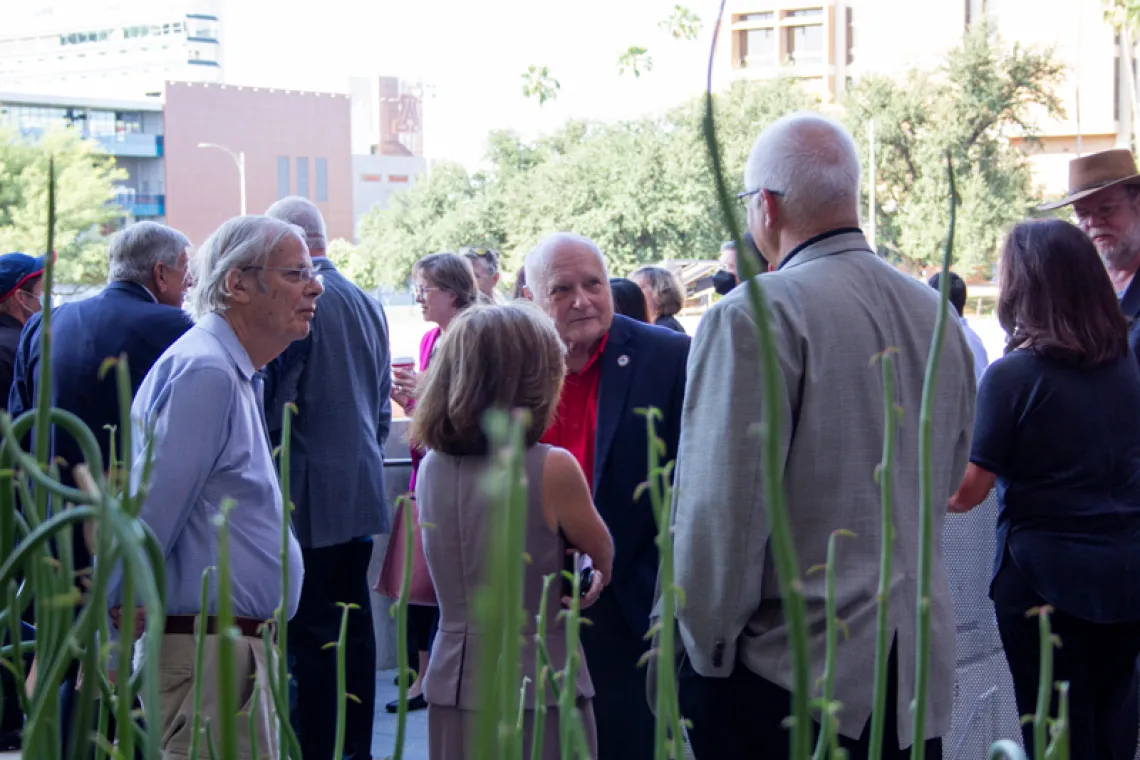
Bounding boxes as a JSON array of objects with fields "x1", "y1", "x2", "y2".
[{"x1": 715, "y1": 0, "x2": 1132, "y2": 195}]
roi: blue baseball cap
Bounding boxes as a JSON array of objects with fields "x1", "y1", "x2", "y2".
[{"x1": 0, "y1": 252, "x2": 49, "y2": 302}]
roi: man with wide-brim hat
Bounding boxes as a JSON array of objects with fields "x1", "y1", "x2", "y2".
[{"x1": 1040, "y1": 148, "x2": 1140, "y2": 358}]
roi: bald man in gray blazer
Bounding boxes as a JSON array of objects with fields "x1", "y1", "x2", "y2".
[{"x1": 672, "y1": 113, "x2": 976, "y2": 759}]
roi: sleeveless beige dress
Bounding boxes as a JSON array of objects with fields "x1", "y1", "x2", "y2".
[{"x1": 417, "y1": 443, "x2": 597, "y2": 759}]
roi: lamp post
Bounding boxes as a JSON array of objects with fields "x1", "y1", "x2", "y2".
[{"x1": 197, "y1": 142, "x2": 247, "y2": 215}]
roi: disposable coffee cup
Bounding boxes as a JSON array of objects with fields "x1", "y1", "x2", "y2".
[{"x1": 392, "y1": 356, "x2": 415, "y2": 373}]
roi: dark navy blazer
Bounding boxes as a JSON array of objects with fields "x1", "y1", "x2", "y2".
[
  {"x1": 8, "y1": 281, "x2": 192, "y2": 569},
  {"x1": 591, "y1": 314, "x2": 690, "y2": 638}
]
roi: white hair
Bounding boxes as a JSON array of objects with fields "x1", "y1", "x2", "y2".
[
  {"x1": 744, "y1": 111, "x2": 861, "y2": 226},
  {"x1": 187, "y1": 215, "x2": 306, "y2": 319},
  {"x1": 107, "y1": 222, "x2": 190, "y2": 285},
  {"x1": 265, "y1": 195, "x2": 327, "y2": 252},
  {"x1": 524, "y1": 233, "x2": 608, "y2": 300}
]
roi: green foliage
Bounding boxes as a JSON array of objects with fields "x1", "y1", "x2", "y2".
[
  {"x1": 845, "y1": 23, "x2": 1064, "y2": 276},
  {"x1": 618, "y1": 46, "x2": 654, "y2": 78},
  {"x1": 660, "y1": 4, "x2": 702, "y2": 41},
  {"x1": 0, "y1": 126, "x2": 127, "y2": 285},
  {"x1": 521, "y1": 65, "x2": 561, "y2": 106},
  {"x1": 1104, "y1": 0, "x2": 1140, "y2": 30},
  {"x1": 354, "y1": 78, "x2": 817, "y2": 288}
]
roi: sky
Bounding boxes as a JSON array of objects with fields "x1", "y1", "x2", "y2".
[{"x1": 219, "y1": 0, "x2": 719, "y2": 169}]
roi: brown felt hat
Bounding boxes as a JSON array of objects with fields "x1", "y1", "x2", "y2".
[{"x1": 1038, "y1": 149, "x2": 1140, "y2": 210}]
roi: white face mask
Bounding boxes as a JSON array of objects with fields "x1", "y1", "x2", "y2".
[{"x1": 17, "y1": 290, "x2": 42, "y2": 318}]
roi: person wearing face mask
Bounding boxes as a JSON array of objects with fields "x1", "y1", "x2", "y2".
[
  {"x1": 0, "y1": 251, "x2": 47, "y2": 410},
  {"x1": 711, "y1": 234, "x2": 768, "y2": 296}
]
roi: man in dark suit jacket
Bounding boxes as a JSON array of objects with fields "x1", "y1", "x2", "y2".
[
  {"x1": 9, "y1": 220, "x2": 193, "y2": 756},
  {"x1": 264, "y1": 197, "x2": 391, "y2": 760},
  {"x1": 526, "y1": 232, "x2": 689, "y2": 760}
]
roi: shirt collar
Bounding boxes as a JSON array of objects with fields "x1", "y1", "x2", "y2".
[
  {"x1": 109, "y1": 279, "x2": 158, "y2": 303},
  {"x1": 572, "y1": 331, "x2": 609, "y2": 376},
  {"x1": 198, "y1": 312, "x2": 257, "y2": 381},
  {"x1": 777, "y1": 227, "x2": 865, "y2": 271}
]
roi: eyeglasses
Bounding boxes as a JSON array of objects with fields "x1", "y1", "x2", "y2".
[
  {"x1": 242, "y1": 266, "x2": 321, "y2": 283},
  {"x1": 413, "y1": 285, "x2": 443, "y2": 300},
  {"x1": 737, "y1": 188, "x2": 785, "y2": 206}
]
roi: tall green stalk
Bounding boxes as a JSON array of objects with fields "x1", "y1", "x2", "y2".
[
  {"x1": 812, "y1": 529, "x2": 853, "y2": 760},
  {"x1": 186, "y1": 568, "x2": 214, "y2": 760},
  {"x1": 529, "y1": 574, "x2": 554, "y2": 760},
  {"x1": 869, "y1": 350, "x2": 899, "y2": 759},
  {"x1": 703, "y1": 3, "x2": 811, "y2": 756},
  {"x1": 276, "y1": 402, "x2": 296, "y2": 756},
  {"x1": 910, "y1": 152, "x2": 957, "y2": 760},
  {"x1": 388, "y1": 494, "x2": 415, "y2": 760},
  {"x1": 1031, "y1": 606, "x2": 1055, "y2": 760},
  {"x1": 331, "y1": 602, "x2": 354, "y2": 760},
  {"x1": 212, "y1": 500, "x2": 240, "y2": 760}
]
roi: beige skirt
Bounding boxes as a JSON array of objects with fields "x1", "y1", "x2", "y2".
[{"x1": 427, "y1": 698, "x2": 597, "y2": 760}]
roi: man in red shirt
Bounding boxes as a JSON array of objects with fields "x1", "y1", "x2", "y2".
[{"x1": 525, "y1": 232, "x2": 690, "y2": 760}]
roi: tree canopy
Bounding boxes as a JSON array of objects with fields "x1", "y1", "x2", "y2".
[
  {"x1": 354, "y1": 25, "x2": 1063, "y2": 289},
  {"x1": 0, "y1": 126, "x2": 127, "y2": 285}
]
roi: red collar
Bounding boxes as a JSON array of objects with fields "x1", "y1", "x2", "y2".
[{"x1": 571, "y1": 331, "x2": 609, "y2": 376}]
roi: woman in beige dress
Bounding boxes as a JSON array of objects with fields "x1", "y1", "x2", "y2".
[{"x1": 410, "y1": 301, "x2": 615, "y2": 760}]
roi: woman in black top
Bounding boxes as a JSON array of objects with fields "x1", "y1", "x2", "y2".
[
  {"x1": 949, "y1": 218, "x2": 1140, "y2": 759},
  {"x1": 609, "y1": 277, "x2": 650, "y2": 323}
]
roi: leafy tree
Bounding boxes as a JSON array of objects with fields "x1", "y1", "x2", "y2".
[
  {"x1": 845, "y1": 23, "x2": 1064, "y2": 276},
  {"x1": 618, "y1": 46, "x2": 654, "y2": 78},
  {"x1": 355, "y1": 79, "x2": 817, "y2": 288},
  {"x1": 0, "y1": 126, "x2": 127, "y2": 284},
  {"x1": 521, "y1": 65, "x2": 561, "y2": 106},
  {"x1": 660, "y1": 4, "x2": 702, "y2": 41},
  {"x1": 1104, "y1": 0, "x2": 1140, "y2": 151}
]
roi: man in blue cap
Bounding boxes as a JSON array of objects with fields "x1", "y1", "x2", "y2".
[{"x1": 0, "y1": 251, "x2": 46, "y2": 410}]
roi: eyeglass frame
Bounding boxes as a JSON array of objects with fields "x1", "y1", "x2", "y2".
[
  {"x1": 413, "y1": 285, "x2": 445, "y2": 300},
  {"x1": 240, "y1": 265, "x2": 322, "y2": 284},
  {"x1": 737, "y1": 188, "x2": 785, "y2": 206}
]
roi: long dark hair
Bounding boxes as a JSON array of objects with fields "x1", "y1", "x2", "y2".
[
  {"x1": 609, "y1": 277, "x2": 649, "y2": 323},
  {"x1": 997, "y1": 218, "x2": 1128, "y2": 365}
]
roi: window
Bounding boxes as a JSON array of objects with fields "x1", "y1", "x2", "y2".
[
  {"x1": 277, "y1": 157, "x2": 290, "y2": 199},
  {"x1": 315, "y1": 158, "x2": 328, "y2": 201},
  {"x1": 786, "y1": 24, "x2": 823, "y2": 65},
  {"x1": 738, "y1": 11, "x2": 775, "y2": 22},
  {"x1": 785, "y1": 8, "x2": 823, "y2": 18},
  {"x1": 296, "y1": 157, "x2": 310, "y2": 199},
  {"x1": 740, "y1": 27, "x2": 776, "y2": 68}
]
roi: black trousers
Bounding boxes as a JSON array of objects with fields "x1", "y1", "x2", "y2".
[
  {"x1": 288, "y1": 539, "x2": 377, "y2": 760},
  {"x1": 993, "y1": 558, "x2": 1140, "y2": 760},
  {"x1": 679, "y1": 644, "x2": 942, "y2": 760},
  {"x1": 405, "y1": 604, "x2": 439, "y2": 672},
  {"x1": 580, "y1": 591, "x2": 655, "y2": 760}
]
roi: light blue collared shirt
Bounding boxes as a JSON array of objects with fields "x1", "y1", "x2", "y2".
[{"x1": 109, "y1": 313, "x2": 304, "y2": 625}]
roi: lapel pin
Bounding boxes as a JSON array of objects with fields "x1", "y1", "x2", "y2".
[{"x1": 617, "y1": 354, "x2": 630, "y2": 367}]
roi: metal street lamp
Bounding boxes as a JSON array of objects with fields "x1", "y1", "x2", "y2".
[{"x1": 197, "y1": 142, "x2": 247, "y2": 215}]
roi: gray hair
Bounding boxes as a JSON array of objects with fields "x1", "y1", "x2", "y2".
[
  {"x1": 186, "y1": 215, "x2": 306, "y2": 319},
  {"x1": 744, "y1": 111, "x2": 861, "y2": 226},
  {"x1": 630, "y1": 265, "x2": 686, "y2": 318},
  {"x1": 524, "y1": 233, "x2": 608, "y2": 300},
  {"x1": 265, "y1": 195, "x2": 327, "y2": 252},
  {"x1": 107, "y1": 222, "x2": 190, "y2": 285}
]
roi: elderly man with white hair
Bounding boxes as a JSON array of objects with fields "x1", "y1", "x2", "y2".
[
  {"x1": 108, "y1": 215, "x2": 323, "y2": 760},
  {"x1": 524, "y1": 232, "x2": 690, "y2": 760},
  {"x1": 263, "y1": 196, "x2": 391, "y2": 760},
  {"x1": 671, "y1": 112, "x2": 975, "y2": 758}
]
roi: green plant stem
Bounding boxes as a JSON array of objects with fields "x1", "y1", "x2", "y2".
[
  {"x1": 814, "y1": 531, "x2": 852, "y2": 760},
  {"x1": 559, "y1": 551, "x2": 583, "y2": 759},
  {"x1": 214, "y1": 502, "x2": 240, "y2": 760},
  {"x1": 868, "y1": 351, "x2": 898, "y2": 759},
  {"x1": 1045, "y1": 682, "x2": 1069, "y2": 760},
  {"x1": 391, "y1": 495, "x2": 415, "y2": 760},
  {"x1": 260, "y1": 626, "x2": 302, "y2": 759},
  {"x1": 187, "y1": 568, "x2": 214, "y2": 760},
  {"x1": 910, "y1": 152, "x2": 957, "y2": 760},
  {"x1": 332, "y1": 602, "x2": 353, "y2": 760},
  {"x1": 1032, "y1": 606, "x2": 1054, "y2": 760},
  {"x1": 530, "y1": 575, "x2": 554, "y2": 760},
  {"x1": 276, "y1": 402, "x2": 296, "y2": 755},
  {"x1": 703, "y1": 4, "x2": 811, "y2": 757}
]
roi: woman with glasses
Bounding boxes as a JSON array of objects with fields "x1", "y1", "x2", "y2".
[
  {"x1": 948, "y1": 218, "x2": 1140, "y2": 759},
  {"x1": 384, "y1": 252, "x2": 480, "y2": 714}
]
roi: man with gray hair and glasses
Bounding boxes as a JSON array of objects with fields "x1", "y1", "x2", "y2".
[
  {"x1": 108, "y1": 215, "x2": 323, "y2": 760},
  {"x1": 670, "y1": 112, "x2": 975, "y2": 758},
  {"x1": 264, "y1": 196, "x2": 391, "y2": 760}
]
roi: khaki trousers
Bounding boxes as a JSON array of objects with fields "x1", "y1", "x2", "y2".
[{"x1": 152, "y1": 633, "x2": 280, "y2": 760}]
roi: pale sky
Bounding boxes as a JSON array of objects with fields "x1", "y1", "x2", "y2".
[{"x1": 220, "y1": 0, "x2": 719, "y2": 169}]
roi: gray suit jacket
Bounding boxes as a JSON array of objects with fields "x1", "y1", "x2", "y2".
[
  {"x1": 673, "y1": 231, "x2": 975, "y2": 747},
  {"x1": 265, "y1": 257, "x2": 392, "y2": 549}
]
